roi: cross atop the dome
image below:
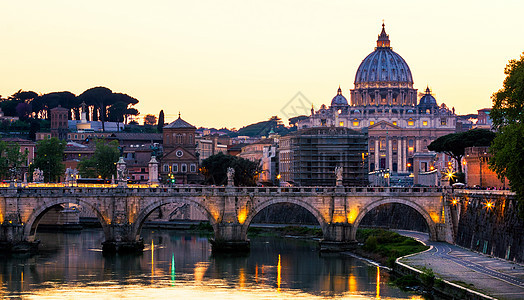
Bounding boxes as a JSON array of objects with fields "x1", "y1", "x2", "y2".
[
  {"x1": 377, "y1": 21, "x2": 390, "y2": 48},
  {"x1": 337, "y1": 85, "x2": 342, "y2": 95},
  {"x1": 178, "y1": 111, "x2": 181, "y2": 118}
]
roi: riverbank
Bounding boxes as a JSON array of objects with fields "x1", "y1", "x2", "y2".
[{"x1": 395, "y1": 230, "x2": 524, "y2": 300}]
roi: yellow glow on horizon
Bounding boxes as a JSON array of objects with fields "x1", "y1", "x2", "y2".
[{"x1": 1, "y1": 1, "x2": 519, "y2": 128}]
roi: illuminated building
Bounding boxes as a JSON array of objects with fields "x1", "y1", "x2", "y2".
[{"x1": 298, "y1": 23, "x2": 456, "y2": 185}]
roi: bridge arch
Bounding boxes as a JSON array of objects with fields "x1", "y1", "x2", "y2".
[
  {"x1": 353, "y1": 198, "x2": 437, "y2": 240},
  {"x1": 132, "y1": 197, "x2": 219, "y2": 241},
  {"x1": 241, "y1": 197, "x2": 328, "y2": 237},
  {"x1": 23, "y1": 197, "x2": 110, "y2": 242}
]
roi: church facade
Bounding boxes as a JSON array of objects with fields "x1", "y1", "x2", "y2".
[{"x1": 298, "y1": 24, "x2": 457, "y2": 182}]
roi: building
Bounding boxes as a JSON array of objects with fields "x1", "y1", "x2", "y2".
[
  {"x1": 474, "y1": 108, "x2": 493, "y2": 130},
  {"x1": 298, "y1": 24, "x2": 456, "y2": 183},
  {"x1": 50, "y1": 106, "x2": 69, "y2": 140},
  {"x1": 464, "y1": 146, "x2": 508, "y2": 189},
  {"x1": 279, "y1": 127, "x2": 368, "y2": 186},
  {"x1": 196, "y1": 134, "x2": 229, "y2": 163},
  {"x1": 1, "y1": 137, "x2": 36, "y2": 180},
  {"x1": 160, "y1": 114, "x2": 201, "y2": 184},
  {"x1": 0, "y1": 108, "x2": 19, "y2": 123},
  {"x1": 237, "y1": 138, "x2": 275, "y2": 163}
]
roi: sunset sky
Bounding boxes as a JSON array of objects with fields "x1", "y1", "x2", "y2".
[{"x1": 1, "y1": 1, "x2": 523, "y2": 128}]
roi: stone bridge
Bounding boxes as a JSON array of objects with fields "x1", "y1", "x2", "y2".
[{"x1": 0, "y1": 186, "x2": 454, "y2": 253}]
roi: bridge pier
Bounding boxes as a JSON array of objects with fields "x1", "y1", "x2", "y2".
[
  {"x1": 320, "y1": 223, "x2": 358, "y2": 252},
  {"x1": 0, "y1": 222, "x2": 39, "y2": 252},
  {"x1": 102, "y1": 223, "x2": 144, "y2": 253},
  {"x1": 210, "y1": 223, "x2": 250, "y2": 253}
]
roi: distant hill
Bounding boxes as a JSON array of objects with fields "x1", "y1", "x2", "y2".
[{"x1": 234, "y1": 118, "x2": 293, "y2": 137}]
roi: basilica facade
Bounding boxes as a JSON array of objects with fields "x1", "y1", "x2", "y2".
[{"x1": 298, "y1": 24, "x2": 457, "y2": 182}]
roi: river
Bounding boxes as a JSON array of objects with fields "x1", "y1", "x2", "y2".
[{"x1": 0, "y1": 229, "x2": 424, "y2": 299}]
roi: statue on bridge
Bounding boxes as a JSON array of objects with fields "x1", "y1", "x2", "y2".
[
  {"x1": 116, "y1": 157, "x2": 128, "y2": 187},
  {"x1": 335, "y1": 166, "x2": 343, "y2": 186},
  {"x1": 65, "y1": 168, "x2": 78, "y2": 185},
  {"x1": 33, "y1": 168, "x2": 44, "y2": 183},
  {"x1": 227, "y1": 167, "x2": 235, "y2": 186}
]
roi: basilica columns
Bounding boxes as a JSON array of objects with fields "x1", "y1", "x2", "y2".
[
  {"x1": 374, "y1": 139, "x2": 379, "y2": 170},
  {"x1": 397, "y1": 139, "x2": 402, "y2": 173},
  {"x1": 388, "y1": 139, "x2": 393, "y2": 170}
]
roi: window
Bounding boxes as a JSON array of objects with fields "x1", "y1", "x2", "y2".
[
  {"x1": 190, "y1": 164, "x2": 196, "y2": 172},
  {"x1": 163, "y1": 164, "x2": 169, "y2": 173},
  {"x1": 172, "y1": 164, "x2": 178, "y2": 172},
  {"x1": 181, "y1": 164, "x2": 187, "y2": 173},
  {"x1": 408, "y1": 118, "x2": 414, "y2": 126},
  {"x1": 369, "y1": 121, "x2": 374, "y2": 126},
  {"x1": 441, "y1": 118, "x2": 447, "y2": 126},
  {"x1": 339, "y1": 121, "x2": 344, "y2": 127},
  {"x1": 392, "y1": 121, "x2": 397, "y2": 126},
  {"x1": 423, "y1": 121, "x2": 428, "y2": 126},
  {"x1": 353, "y1": 119, "x2": 359, "y2": 127}
]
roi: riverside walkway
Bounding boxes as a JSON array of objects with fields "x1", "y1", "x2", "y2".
[{"x1": 396, "y1": 230, "x2": 524, "y2": 300}]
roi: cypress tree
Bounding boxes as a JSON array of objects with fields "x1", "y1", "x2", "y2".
[{"x1": 157, "y1": 110, "x2": 165, "y2": 133}]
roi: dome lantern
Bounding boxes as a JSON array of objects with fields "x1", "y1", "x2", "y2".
[{"x1": 376, "y1": 22, "x2": 390, "y2": 48}]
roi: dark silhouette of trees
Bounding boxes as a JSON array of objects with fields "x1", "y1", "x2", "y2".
[
  {"x1": 31, "y1": 137, "x2": 66, "y2": 182},
  {"x1": 144, "y1": 114, "x2": 157, "y2": 126},
  {"x1": 78, "y1": 139, "x2": 120, "y2": 179},
  {"x1": 31, "y1": 91, "x2": 77, "y2": 119},
  {"x1": 157, "y1": 110, "x2": 165, "y2": 133},
  {"x1": 78, "y1": 87, "x2": 139, "y2": 131},
  {"x1": 489, "y1": 52, "x2": 524, "y2": 214},
  {"x1": 428, "y1": 129, "x2": 496, "y2": 174},
  {"x1": 0, "y1": 141, "x2": 28, "y2": 181},
  {"x1": 201, "y1": 153, "x2": 260, "y2": 186}
]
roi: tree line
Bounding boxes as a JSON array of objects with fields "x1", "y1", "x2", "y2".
[{"x1": 0, "y1": 87, "x2": 140, "y2": 131}]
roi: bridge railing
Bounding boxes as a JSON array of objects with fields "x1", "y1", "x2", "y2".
[{"x1": 0, "y1": 185, "x2": 448, "y2": 196}]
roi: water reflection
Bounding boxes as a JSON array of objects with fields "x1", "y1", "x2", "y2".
[{"x1": 0, "y1": 229, "x2": 421, "y2": 299}]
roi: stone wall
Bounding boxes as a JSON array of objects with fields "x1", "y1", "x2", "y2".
[{"x1": 455, "y1": 192, "x2": 523, "y2": 263}]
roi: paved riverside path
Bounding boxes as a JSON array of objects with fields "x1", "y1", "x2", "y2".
[{"x1": 396, "y1": 230, "x2": 524, "y2": 300}]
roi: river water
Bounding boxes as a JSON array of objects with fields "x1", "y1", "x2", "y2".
[{"x1": 0, "y1": 229, "x2": 424, "y2": 299}]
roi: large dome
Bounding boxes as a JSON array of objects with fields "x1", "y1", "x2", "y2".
[
  {"x1": 350, "y1": 24, "x2": 418, "y2": 107},
  {"x1": 354, "y1": 24, "x2": 413, "y2": 87}
]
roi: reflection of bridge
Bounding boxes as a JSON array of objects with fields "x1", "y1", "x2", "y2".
[{"x1": 0, "y1": 186, "x2": 454, "y2": 252}]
